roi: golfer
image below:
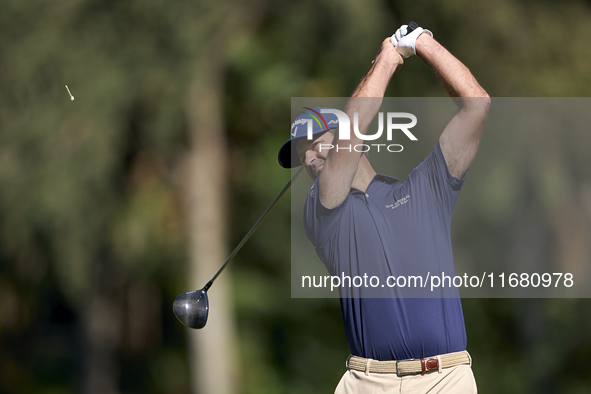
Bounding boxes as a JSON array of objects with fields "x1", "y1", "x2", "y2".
[{"x1": 278, "y1": 24, "x2": 489, "y2": 393}]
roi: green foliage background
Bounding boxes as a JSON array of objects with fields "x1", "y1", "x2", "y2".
[{"x1": 1, "y1": 0, "x2": 590, "y2": 393}]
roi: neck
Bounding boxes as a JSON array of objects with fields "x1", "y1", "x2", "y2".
[{"x1": 351, "y1": 155, "x2": 376, "y2": 192}]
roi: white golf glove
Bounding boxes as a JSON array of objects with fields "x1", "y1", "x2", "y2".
[{"x1": 390, "y1": 24, "x2": 433, "y2": 58}]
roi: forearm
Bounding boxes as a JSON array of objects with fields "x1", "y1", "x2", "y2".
[
  {"x1": 414, "y1": 33, "x2": 490, "y2": 178},
  {"x1": 416, "y1": 34, "x2": 488, "y2": 100},
  {"x1": 319, "y1": 40, "x2": 402, "y2": 208},
  {"x1": 351, "y1": 42, "x2": 402, "y2": 98},
  {"x1": 333, "y1": 40, "x2": 402, "y2": 174},
  {"x1": 344, "y1": 39, "x2": 403, "y2": 140}
]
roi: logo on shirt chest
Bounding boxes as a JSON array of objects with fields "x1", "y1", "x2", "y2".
[{"x1": 385, "y1": 194, "x2": 411, "y2": 210}]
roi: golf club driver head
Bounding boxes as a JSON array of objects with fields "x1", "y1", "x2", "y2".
[{"x1": 173, "y1": 289, "x2": 209, "y2": 329}]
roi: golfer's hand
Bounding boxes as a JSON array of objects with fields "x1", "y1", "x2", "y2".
[
  {"x1": 375, "y1": 37, "x2": 404, "y2": 69},
  {"x1": 390, "y1": 24, "x2": 433, "y2": 58}
]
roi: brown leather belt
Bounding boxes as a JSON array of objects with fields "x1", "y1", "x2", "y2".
[{"x1": 346, "y1": 350, "x2": 472, "y2": 376}]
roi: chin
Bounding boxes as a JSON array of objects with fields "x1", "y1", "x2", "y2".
[
  {"x1": 315, "y1": 163, "x2": 324, "y2": 174},
  {"x1": 313, "y1": 168, "x2": 324, "y2": 179},
  {"x1": 306, "y1": 170, "x2": 320, "y2": 181}
]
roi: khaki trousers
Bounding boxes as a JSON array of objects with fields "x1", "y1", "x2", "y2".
[{"x1": 334, "y1": 364, "x2": 477, "y2": 394}]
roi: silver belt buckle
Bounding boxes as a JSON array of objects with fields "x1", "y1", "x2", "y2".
[{"x1": 396, "y1": 359, "x2": 417, "y2": 377}]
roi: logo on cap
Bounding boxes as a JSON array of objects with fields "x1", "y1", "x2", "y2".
[{"x1": 290, "y1": 117, "x2": 309, "y2": 138}]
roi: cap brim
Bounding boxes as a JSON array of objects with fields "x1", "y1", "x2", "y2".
[{"x1": 278, "y1": 138, "x2": 303, "y2": 168}]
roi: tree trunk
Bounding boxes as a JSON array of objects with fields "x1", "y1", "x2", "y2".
[
  {"x1": 184, "y1": 57, "x2": 238, "y2": 394},
  {"x1": 81, "y1": 293, "x2": 121, "y2": 394}
]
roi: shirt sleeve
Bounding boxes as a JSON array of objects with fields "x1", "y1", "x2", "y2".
[
  {"x1": 303, "y1": 178, "x2": 349, "y2": 249},
  {"x1": 413, "y1": 141, "x2": 466, "y2": 218}
]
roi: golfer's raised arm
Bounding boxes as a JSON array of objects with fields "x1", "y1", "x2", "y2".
[
  {"x1": 318, "y1": 38, "x2": 403, "y2": 209},
  {"x1": 415, "y1": 34, "x2": 490, "y2": 179}
]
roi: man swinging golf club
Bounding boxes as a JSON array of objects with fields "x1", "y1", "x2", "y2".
[{"x1": 278, "y1": 23, "x2": 490, "y2": 393}]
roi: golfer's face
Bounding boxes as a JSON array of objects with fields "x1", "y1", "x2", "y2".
[{"x1": 296, "y1": 131, "x2": 335, "y2": 180}]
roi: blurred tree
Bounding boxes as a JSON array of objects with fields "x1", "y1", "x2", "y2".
[{"x1": 179, "y1": 1, "x2": 270, "y2": 392}]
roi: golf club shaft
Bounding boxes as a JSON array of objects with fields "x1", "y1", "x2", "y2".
[{"x1": 203, "y1": 166, "x2": 303, "y2": 291}]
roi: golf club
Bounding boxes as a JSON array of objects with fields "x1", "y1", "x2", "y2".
[{"x1": 173, "y1": 166, "x2": 303, "y2": 329}]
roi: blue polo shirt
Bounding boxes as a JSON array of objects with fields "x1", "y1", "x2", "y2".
[{"x1": 303, "y1": 142, "x2": 467, "y2": 361}]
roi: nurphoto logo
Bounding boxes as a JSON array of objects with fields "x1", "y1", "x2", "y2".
[{"x1": 307, "y1": 108, "x2": 418, "y2": 153}]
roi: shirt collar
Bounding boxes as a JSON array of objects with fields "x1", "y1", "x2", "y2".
[
  {"x1": 351, "y1": 173, "x2": 400, "y2": 195},
  {"x1": 374, "y1": 173, "x2": 400, "y2": 184}
]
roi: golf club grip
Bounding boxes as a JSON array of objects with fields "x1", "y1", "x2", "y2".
[{"x1": 407, "y1": 21, "x2": 418, "y2": 34}]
